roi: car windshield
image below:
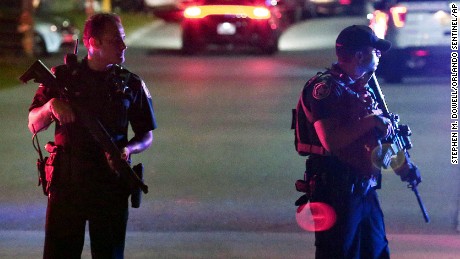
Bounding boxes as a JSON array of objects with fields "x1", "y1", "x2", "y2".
[{"x1": 375, "y1": 0, "x2": 450, "y2": 10}]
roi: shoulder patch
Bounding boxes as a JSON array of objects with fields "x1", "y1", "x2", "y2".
[
  {"x1": 141, "y1": 80, "x2": 151, "y2": 99},
  {"x1": 312, "y1": 82, "x2": 331, "y2": 100}
]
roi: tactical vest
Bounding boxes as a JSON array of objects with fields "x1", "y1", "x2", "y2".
[
  {"x1": 292, "y1": 72, "x2": 330, "y2": 157},
  {"x1": 293, "y1": 70, "x2": 384, "y2": 177}
]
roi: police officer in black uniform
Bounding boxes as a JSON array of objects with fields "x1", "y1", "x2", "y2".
[
  {"x1": 28, "y1": 13, "x2": 157, "y2": 258},
  {"x1": 294, "y1": 25, "x2": 393, "y2": 258}
]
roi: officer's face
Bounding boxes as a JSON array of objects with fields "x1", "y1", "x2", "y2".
[
  {"x1": 97, "y1": 21, "x2": 127, "y2": 65},
  {"x1": 363, "y1": 47, "x2": 380, "y2": 72}
]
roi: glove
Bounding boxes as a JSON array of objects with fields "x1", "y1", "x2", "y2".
[
  {"x1": 400, "y1": 163, "x2": 422, "y2": 187},
  {"x1": 392, "y1": 151, "x2": 422, "y2": 187}
]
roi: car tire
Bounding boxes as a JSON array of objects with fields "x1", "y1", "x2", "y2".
[
  {"x1": 382, "y1": 70, "x2": 403, "y2": 84},
  {"x1": 33, "y1": 32, "x2": 48, "y2": 57},
  {"x1": 182, "y1": 36, "x2": 197, "y2": 54},
  {"x1": 262, "y1": 41, "x2": 278, "y2": 55},
  {"x1": 260, "y1": 39, "x2": 278, "y2": 55},
  {"x1": 378, "y1": 51, "x2": 404, "y2": 83},
  {"x1": 181, "y1": 29, "x2": 203, "y2": 55},
  {"x1": 261, "y1": 44, "x2": 278, "y2": 55}
]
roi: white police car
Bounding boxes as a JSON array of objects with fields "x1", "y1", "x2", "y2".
[
  {"x1": 34, "y1": 16, "x2": 79, "y2": 57},
  {"x1": 368, "y1": 0, "x2": 451, "y2": 83}
]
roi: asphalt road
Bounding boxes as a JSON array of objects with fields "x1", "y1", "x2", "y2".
[{"x1": 0, "y1": 15, "x2": 458, "y2": 258}]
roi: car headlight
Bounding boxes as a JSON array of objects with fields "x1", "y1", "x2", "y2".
[{"x1": 49, "y1": 25, "x2": 58, "y2": 32}]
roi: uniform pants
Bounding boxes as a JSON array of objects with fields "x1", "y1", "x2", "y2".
[
  {"x1": 43, "y1": 196, "x2": 129, "y2": 259},
  {"x1": 313, "y1": 189, "x2": 390, "y2": 259}
]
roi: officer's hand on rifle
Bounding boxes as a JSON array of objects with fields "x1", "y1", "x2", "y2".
[
  {"x1": 49, "y1": 98, "x2": 76, "y2": 125},
  {"x1": 391, "y1": 150, "x2": 422, "y2": 186},
  {"x1": 403, "y1": 164, "x2": 422, "y2": 186},
  {"x1": 372, "y1": 114, "x2": 393, "y2": 139},
  {"x1": 121, "y1": 147, "x2": 130, "y2": 161},
  {"x1": 105, "y1": 147, "x2": 130, "y2": 176}
]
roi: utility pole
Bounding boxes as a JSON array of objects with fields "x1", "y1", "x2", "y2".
[
  {"x1": 21, "y1": 0, "x2": 34, "y2": 56},
  {"x1": 102, "y1": 0, "x2": 112, "y2": 12},
  {"x1": 86, "y1": 0, "x2": 112, "y2": 17}
]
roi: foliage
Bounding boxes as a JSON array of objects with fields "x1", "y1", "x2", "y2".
[{"x1": 0, "y1": 9, "x2": 155, "y2": 90}]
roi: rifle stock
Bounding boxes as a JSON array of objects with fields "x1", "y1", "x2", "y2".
[
  {"x1": 20, "y1": 60, "x2": 56, "y2": 86},
  {"x1": 21, "y1": 60, "x2": 148, "y2": 194}
]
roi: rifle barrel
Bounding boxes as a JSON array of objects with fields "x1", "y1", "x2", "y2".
[
  {"x1": 411, "y1": 185, "x2": 430, "y2": 223},
  {"x1": 369, "y1": 74, "x2": 391, "y2": 117}
]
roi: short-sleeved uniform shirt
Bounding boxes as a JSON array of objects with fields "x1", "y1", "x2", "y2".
[
  {"x1": 299, "y1": 64, "x2": 380, "y2": 176},
  {"x1": 29, "y1": 58, "x2": 157, "y2": 197},
  {"x1": 302, "y1": 65, "x2": 372, "y2": 125},
  {"x1": 29, "y1": 58, "x2": 156, "y2": 149}
]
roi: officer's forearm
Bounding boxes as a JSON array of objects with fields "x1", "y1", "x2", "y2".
[
  {"x1": 126, "y1": 131, "x2": 153, "y2": 155},
  {"x1": 28, "y1": 101, "x2": 53, "y2": 134}
]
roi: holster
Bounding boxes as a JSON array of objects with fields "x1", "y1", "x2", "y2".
[
  {"x1": 41, "y1": 142, "x2": 61, "y2": 196},
  {"x1": 36, "y1": 157, "x2": 48, "y2": 196},
  {"x1": 35, "y1": 141, "x2": 61, "y2": 196},
  {"x1": 130, "y1": 163, "x2": 144, "y2": 208},
  {"x1": 294, "y1": 171, "x2": 315, "y2": 206}
]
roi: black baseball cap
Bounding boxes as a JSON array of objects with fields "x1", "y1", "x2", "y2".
[{"x1": 336, "y1": 25, "x2": 391, "y2": 52}]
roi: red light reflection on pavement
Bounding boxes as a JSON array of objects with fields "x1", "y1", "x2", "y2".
[{"x1": 296, "y1": 202, "x2": 337, "y2": 232}]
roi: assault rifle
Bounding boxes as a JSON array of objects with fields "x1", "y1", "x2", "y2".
[
  {"x1": 368, "y1": 74, "x2": 430, "y2": 223},
  {"x1": 20, "y1": 59, "x2": 149, "y2": 199}
]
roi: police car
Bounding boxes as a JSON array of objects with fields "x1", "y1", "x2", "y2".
[
  {"x1": 34, "y1": 16, "x2": 79, "y2": 57},
  {"x1": 144, "y1": 0, "x2": 187, "y2": 22},
  {"x1": 305, "y1": 0, "x2": 370, "y2": 16},
  {"x1": 180, "y1": 0, "x2": 292, "y2": 54},
  {"x1": 368, "y1": 0, "x2": 451, "y2": 83}
]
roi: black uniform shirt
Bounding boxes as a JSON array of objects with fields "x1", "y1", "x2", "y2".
[
  {"x1": 29, "y1": 58, "x2": 157, "y2": 162},
  {"x1": 301, "y1": 64, "x2": 380, "y2": 176},
  {"x1": 302, "y1": 64, "x2": 368, "y2": 125}
]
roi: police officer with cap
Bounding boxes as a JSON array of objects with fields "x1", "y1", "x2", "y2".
[{"x1": 294, "y1": 25, "x2": 393, "y2": 258}]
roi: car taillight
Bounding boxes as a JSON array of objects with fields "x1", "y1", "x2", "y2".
[
  {"x1": 183, "y1": 5, "x2": 271, "y2": 19},
  {"x1": 412, "y1": 50, "x2": 429, "y2": 57},
  {"x1": 253, "y1": 7, "x2": 270, "y2": 19},
  {"x1": 184, "y1": 6, "x2": 202, "y2": 18},
  {"x1": 369, "y1": 10, "x2": 389, "y2": 39},
  {"x1": 390, "y1": 6, "x2": 407, "y2": 28}
]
